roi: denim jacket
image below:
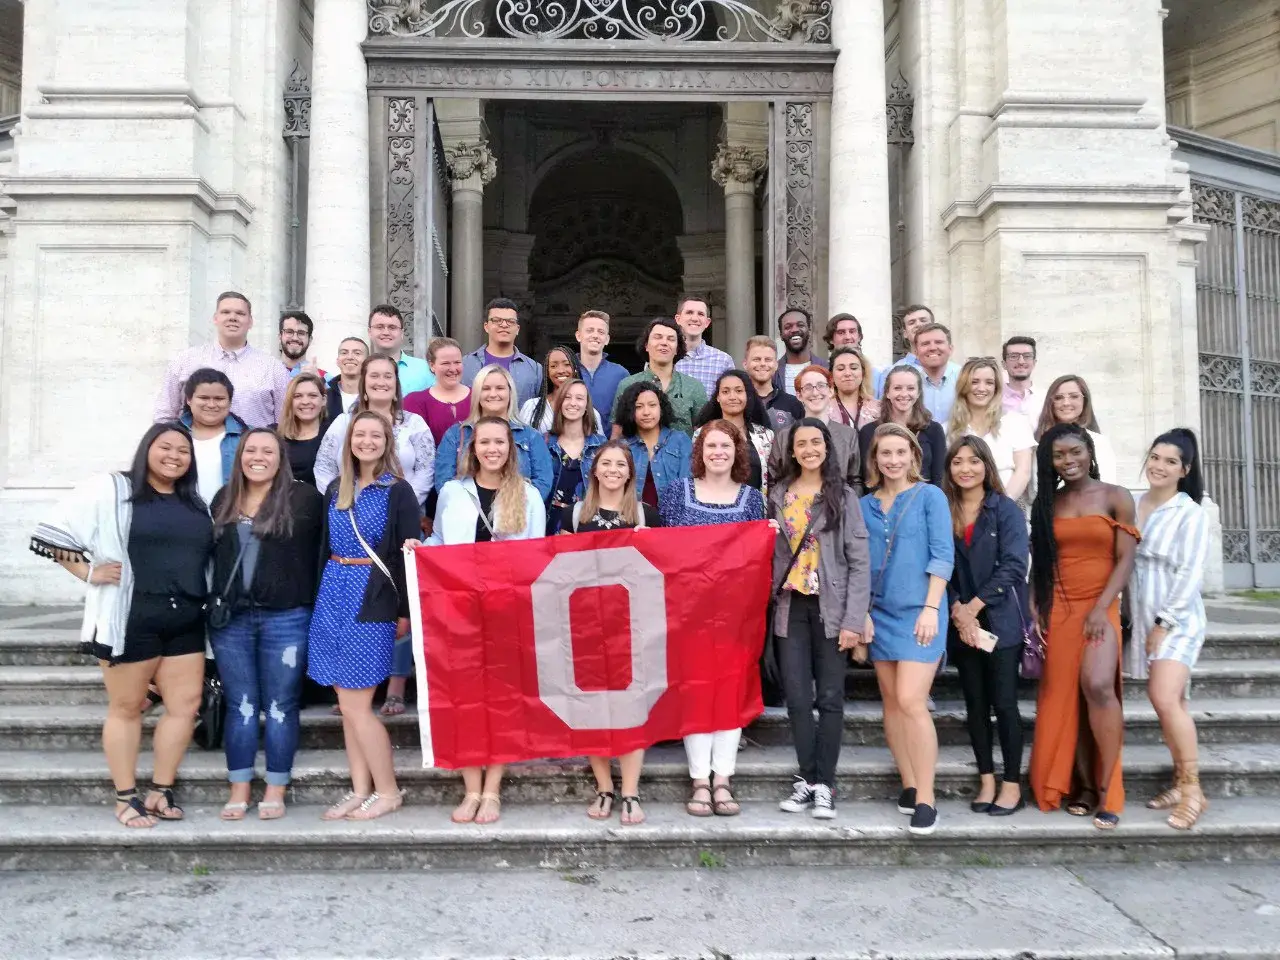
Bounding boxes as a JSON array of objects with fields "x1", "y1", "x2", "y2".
[
  {"x1": 179, "y1": 409, "x2": 247, "y2": 486},
  {"x1": 611, "y1": 429, "x2": 693, "y2": 501},
  {"x1": 547, "y1": 432, "x2": 608, "y2": 503},
  {"x1": 433, "y1": 420, "x2": 554, "y2": 500}
]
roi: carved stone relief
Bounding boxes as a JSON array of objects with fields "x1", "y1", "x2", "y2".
[
  {"x1": 711, "y1": 142, "x2": 767, "y2": 187},
  {"x1": 387, "y1": 97, "x2": 417, "y2": 334}
]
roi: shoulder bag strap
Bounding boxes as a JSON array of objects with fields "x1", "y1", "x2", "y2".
[
  {"x1": 462, "y1": 484, "x2": 498, "y2": 539},
  {"x1": 216, "y1": 527, "x2": 253, "y2": 600},
  {"x1": 871, "y1": 483, "x2": 926, "y2": 602},
  {"x1": 348, "y1": 507, "x2": 396, "y2": 589}
]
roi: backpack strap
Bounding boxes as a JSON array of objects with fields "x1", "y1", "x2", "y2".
[{"x1": 571, "y1": 501, "x2": 583, "y2": 533}]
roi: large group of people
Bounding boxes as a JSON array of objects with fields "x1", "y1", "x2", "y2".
[{"x1": 33, "y1": 290, "x2": 1212, "y2": 839}]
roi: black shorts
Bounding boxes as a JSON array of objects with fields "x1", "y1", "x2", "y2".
[{"x1": 91, "y1": 593, "x2": 206, "y2": 665}]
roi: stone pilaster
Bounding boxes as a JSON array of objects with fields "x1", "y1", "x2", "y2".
[{"x1": 712, "y1": 141, "x2": 766, "y2": 358}]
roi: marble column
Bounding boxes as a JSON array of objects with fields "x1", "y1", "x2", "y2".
[
  {"x1": 828, "y1": 0, "x2": 893, "y2": 364},
  {"x1": 305, "y1": 0, "x2": 371, "y2": 367},
  {"x1": 712, "y1": 143, "x2": 766, "y2": 357},
  {"x1": 446, "y1": 141, "x2": 497, "y2": 342}
]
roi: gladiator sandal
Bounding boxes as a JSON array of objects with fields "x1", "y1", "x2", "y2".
[
  {"x1": 1146, "y1": 760, "x2": 1184, "y2": 811},
  {"x1": 1167, "y1": 762, "x2": 1208, "y2": 831}
]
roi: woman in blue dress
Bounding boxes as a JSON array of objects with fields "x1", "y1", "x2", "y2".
[
  {"x1": 661, "y1": 419, "x2": 766, "y2": 818},
  {"x1": 860, "y1": 422, "x2": 954, "y2": 837},
  {"x1": 309, "y1": 410, "x2": 422, "y2": 821}
]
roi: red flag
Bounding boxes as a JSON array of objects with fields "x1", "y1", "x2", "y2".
[{"x1": 406, "y1": 521, "x2": 774, "y2": 769}]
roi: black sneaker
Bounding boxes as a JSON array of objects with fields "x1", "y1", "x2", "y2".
[
  {"x1": 909, "y1": 803, "x2": 938, "y2": 835},
  {"x1": 896, "y1": 787, "x2": 917, "y2": 815},
  {"x1": 811, "y1": 784, "x2": 836, "y2": 820},
  {"x1": 779, "y1": 777, "x2": 814, "y2": 813}
]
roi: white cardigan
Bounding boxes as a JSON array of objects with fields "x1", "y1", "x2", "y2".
[{"x1": 428, "y1": 477, "x2": 546, "y2": 544}]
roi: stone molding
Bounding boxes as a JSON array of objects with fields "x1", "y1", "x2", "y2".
[
  {"x1": 886, "y1": 69, "x2": 913, "y2": 146},
  {"x1": 711, "y1": 142, "x2": 767, "y2": 188},
  {"x1": 368, "y1": 0, "x2": 832, "y2": 43},
  {"x1": 444, "y1": 139, "x2": 497, "y2": 185},
  {"x1": 283, "y1": 61, "x2": 312, "y2": 139}
]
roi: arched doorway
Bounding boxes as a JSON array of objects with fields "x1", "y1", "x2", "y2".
[{"x1": 527, "y1": 147, "x2": 684, "y2": 369}]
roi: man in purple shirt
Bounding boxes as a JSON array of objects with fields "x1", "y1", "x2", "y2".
[
  {"x1": 673, "y1": 294, "x2": 734, "y2": 396},
  {"x1": 460, "y1": 297, "x2": 544, "y2": 406}
]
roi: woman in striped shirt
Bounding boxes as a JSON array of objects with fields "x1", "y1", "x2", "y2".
[{"x1": 1130, "y1": 428, "x2": 1211, "y2": 831}]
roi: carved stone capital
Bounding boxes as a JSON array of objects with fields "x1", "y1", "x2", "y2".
[
  {"x1": 445, "y1": 140, "x2": 497, "y2": 186},
  {"x1": 886, "y1": 70, "x2": 915, "y2": 146},
  {"x1": 711, "y1": 143, "x2": 767, "y2": 188},
  {"x1": 283, "y1": 60, "x2": 311, "y2": 139}
]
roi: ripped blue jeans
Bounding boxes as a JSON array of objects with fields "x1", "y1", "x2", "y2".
[{"x1": 210, "y1": 606, "x2": 311, "y2": 786}]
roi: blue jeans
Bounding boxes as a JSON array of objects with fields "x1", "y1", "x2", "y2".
[{"x1": 210, "y1": 606, "x2": 311, "y2": 786}]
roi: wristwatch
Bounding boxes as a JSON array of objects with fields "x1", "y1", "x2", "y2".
[{"x1": 1154, "y1": 615, "x2": 1174, "y2": 630}]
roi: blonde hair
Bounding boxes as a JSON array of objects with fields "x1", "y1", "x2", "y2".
[
  {"x1": 577, "y1": 309, "x2": 610, "y2": 327},
  {"x1": 279, "y1": 372, "x2": 328, "y2": 440},
  {"x1": 462, "y1": 416, "x2": 529, "y2": 535},
  {"x1": 576, "y1": 439, "x2": 640, "y2": 528},
  {"x1": 865, "y1": 422, "x2": 924, "y2": 488},
  {"x1": 336, "y1": 411, "x2": 403, "y2": 510},
  {"x1": 948, "y1": 357, "x2": 1004, "y2": 439},
  {"x1": 464, "y1": 364, "x2": 520, "y2": 426},
  {"x1": 744, "y1": 335, "x2": 776, "y2": 357},
  {"x1": 426, "y1": 337, "x2": 462, "y2": 365}
]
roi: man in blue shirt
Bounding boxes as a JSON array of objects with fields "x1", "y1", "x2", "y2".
[
  {"x1": 461, "y1": 297, "x2": 544, "y2": 407},
  {"x1": 874, "y1": 303, "x2": 960, "y2": 396},
  {"x1": 914, "y1": 322, "x2": 960, "y2": 427},
  {"x1": 368, "y1": 304, "x2": 435, "y2": 394},
  {"x1": 279, "y1": 310, "x2": 325, "y2": 379},
  {"x1": 574, "y1": 309, "x2": 630, "y2": 435}
]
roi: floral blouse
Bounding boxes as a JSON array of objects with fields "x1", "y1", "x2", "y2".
[{"x1": 782, "y1": 491, "x2": 821, "y2": 595}]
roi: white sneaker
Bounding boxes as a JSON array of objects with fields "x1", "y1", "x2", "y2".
[
  {"x1": 811, "y1": 783, "x2": 836, "y2": 819},
  {"x1": 779, "y1": 777, "x2": 814, "y2": 813}
]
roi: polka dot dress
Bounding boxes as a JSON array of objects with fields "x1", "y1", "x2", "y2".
[{"x1": 307, "y1": 476, "x2": 397, "y2": 689}]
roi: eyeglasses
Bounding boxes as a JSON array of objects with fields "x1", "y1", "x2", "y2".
[
  {"x1": 799, "y1": 384, "x2": 830, "y2": 396},
  {"x1": 487, "y1": 317, "x2": 518, "y2": 328},
  {"x1": 369, "y1": 323, "x2": 401, "y2": 333},
  {"x1": 1004, "y1": 352, "x2": 1035, "y2": 361}
]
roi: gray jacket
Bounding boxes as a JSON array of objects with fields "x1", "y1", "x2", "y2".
[
  {"x1": 768, "y1": 485, "x2": 871, "y2": 638},
  {"x1": 767, "y1": 420, "x2": 863, "y2": 497}
]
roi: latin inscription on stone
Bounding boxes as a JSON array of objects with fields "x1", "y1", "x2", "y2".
[{"x1": 367, "y1": 64, "x2": 834, "y2": 97}]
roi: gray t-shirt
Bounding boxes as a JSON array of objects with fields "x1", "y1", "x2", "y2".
[{"x1": 236, "y1": 519, "x2": 262, "y2": 593}]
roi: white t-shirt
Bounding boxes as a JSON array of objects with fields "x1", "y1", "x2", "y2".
[
  {"x1": 960, "y1": 413, "x2": 1036, "y2": 490},
  {"x1": 783, "y1": 362, "x2": 807, "y2": 396},
  {"x1": 340, "y1": 390, "x2": 359, "y2": 414},
  {"x1": 193, "y1": 433, "x2": 226, "y2": 507}
]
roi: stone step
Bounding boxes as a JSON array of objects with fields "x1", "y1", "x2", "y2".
[
  {"x1": 4, "y1": 741, "x2": 1278, "y2": 807},
  {"x1": 2, "y1": 696, "x2": 1277, "y2": 752},
  {"x1": 3, "y1": 796, "x2": 1277, "y2": 871}
]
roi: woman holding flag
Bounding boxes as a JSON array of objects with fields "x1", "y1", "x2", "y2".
[{"x1": 430, "y1": 416, "x2": 546, "y2": 824}]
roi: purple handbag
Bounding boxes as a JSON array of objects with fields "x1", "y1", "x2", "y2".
[{"x1": 1018, "y1": 603, "x2": 1045, "y2": 679}]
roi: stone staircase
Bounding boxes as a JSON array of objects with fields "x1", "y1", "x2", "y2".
[{"x1": 2, "y1": 604, "x2": 1280, "y2": 871}]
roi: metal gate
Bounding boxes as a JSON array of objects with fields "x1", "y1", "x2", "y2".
[{"x1": 1193, "y1": 181, "x2": 1280, "y2": 587}]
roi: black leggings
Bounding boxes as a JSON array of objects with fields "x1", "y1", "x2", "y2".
[
  {"x1": 780, "y1": 593, "x2": 846, "y2": 788},
  {"x1": 953, "y1": 642, "x2": 1023, "y2": 783}
]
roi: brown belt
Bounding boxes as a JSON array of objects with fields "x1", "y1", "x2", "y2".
[{"x1": 330, "y1": 556, "x2": 373, "y2": 565}]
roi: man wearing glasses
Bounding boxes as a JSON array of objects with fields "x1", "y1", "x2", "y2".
[
  {"x1": 1001, "y1": 336, "x2": 1042, "y2": 421},
  {"x1": 368, "y1": 304, "x2": 435, "y2": 394},
  {"x1": 461, "y1": 297, "x2": 544, "y2": 406}
]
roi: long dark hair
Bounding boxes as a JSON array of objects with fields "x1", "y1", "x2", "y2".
[
  {"x1": 1148, "y1": 427, "x2": 1204, "y2": 504},
  {"x1": 530, "y1": 344, "x2": 581, "y2": 432},
  {"x1": 212, "y1": 428, "x2": 297, "y2": 538},
  {"x1": 695, "y1": 369, "x2": 770, "y2": 431},
  {"x1": 1029, "y1": 423, "x2": 1099, "y2": 616},
  {"x1": 877, "y1": 364, "x2": 933, "y2": 432},
  {"x1": 124, "y1": 421, "x2": 202, "y2": 508},
  {"x1": 942, "y1": 434, "x2": 1006, "y2": 538},
  {"x1": 615, "y1": 380, "x2": 675, "y2": 438},
  {"x1": 772, "y1": 417, "x2": 844, "y2": 532}
]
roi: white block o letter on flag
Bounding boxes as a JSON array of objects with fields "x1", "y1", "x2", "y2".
[{"x1": 529, "y1": 547, "x2": 668, "y2": 730}]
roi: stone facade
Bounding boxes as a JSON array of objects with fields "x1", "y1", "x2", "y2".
[{"x1": 0, "y1": 0, "x2": 1276, "y2": 600}]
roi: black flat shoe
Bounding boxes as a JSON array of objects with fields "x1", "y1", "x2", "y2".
[
  {"x1": 970, "y1": 799, "x2": 993, "y2": 813},
  {"x1": 988, "y1": 798, "x2": 1026, "y2": 817},
  {"x1": 896, "y1": 788, "x2": 917, "y2": 815}
]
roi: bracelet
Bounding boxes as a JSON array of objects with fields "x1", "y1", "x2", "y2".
[{"x1": 925, "y1": 604, "x2": 938, "y2": 611}]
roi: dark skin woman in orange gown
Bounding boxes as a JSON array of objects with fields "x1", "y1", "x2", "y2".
[{"x1": 1028, "y1": 425, "x2": 1138, "y2": 829}]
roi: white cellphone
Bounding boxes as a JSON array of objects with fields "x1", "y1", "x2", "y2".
[{"x1": 974, "y1": 629, "x2": 999, "y2": 653}]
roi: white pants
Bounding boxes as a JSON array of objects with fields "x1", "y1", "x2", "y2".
[{"x1": 683, "y1": 729, "x2": 741, "y2": 779}]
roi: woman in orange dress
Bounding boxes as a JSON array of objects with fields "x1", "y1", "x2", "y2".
[{"x1": 1029, "y1": 423, "x2": 1138, "y2": 829}]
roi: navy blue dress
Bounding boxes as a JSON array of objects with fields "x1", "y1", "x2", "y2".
[{"x1": 658, "y1": 477, "x2": 766, "y2": 527}]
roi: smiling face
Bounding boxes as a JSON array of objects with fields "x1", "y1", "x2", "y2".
[
  {"x1": 593, "y1": 447, "x2": 632, "y2": 495},
  {"x1": 831, "y1": 318, "x2": 861, "y2": 349},
  {"x1": 1003, "y1": 342, "x2": 1036, "y2": 383},
  {"x1": 485, "y1": 307, "x2": 520, "y2": 348},
  {"x1": 902, "y1": 309, "x2": 933, "y2": 350},
  {"x1": 350, "y1": 417, "x2": 389, "y2": 464},
  {"x1": 675, "y1": 298, "x2": 711, "y2": 340},
  {"x1": 745, "y1": 344, "x2": 778, "y2": 388},
  {"x1": 368, "y1": 311, "x2": 404, "y2": 354},
  {"x1": 915, "y1": 329, "x2": 951, "y2": 371},
  {"x1": 831, "y1": 353, "x2": 863, "y2": 398},
  {"x1": 478, "y1": 371, "x2": 511, "y2": 416},
  {"x1": 716, "y1": 376, "x2": 748, "y2": 418},
  {"x1": 279, "y1": 317, "x2": 311, "y2": 361},
  {"x1": 885, "y1": 371, "x2": 919, "y2": 417},
  {"x1": 792, "y1": 425, "x2": 827, "y2": 473},
  {"x1": 949, "y1": 444, "x2": 986, "y2": 492},
  {"x1": 240, "y1": 433, "x2": 282, "y2": 485},
  {"x1": 430, "y1": 345, "x2": 463, "y2": 388},
  {"x1": 337, "y1": 339, "x2": 368, "y2": 377},
  {"x1": 1145, "y1": 442, "x2": 1188, "y2": 492},
  {"x1": 362, "y1": 358, "x2": 399, "y2": 407},
  {"x1": 214, "y1": 296, "x2": 252, "y2": 346},
  {"x1": 558, "y1": 382, "x2": 589, "y2": 424},
  {"x1": 576, "y1": 315, "x2": 610, "y2": 357},
  {"x1": 701, "y1": 428, "x2": 736, "y2": 477},
  {"x1": 291, "y1": 380, "x2": 323, "y2": 424},
  {"x1": 473, "y1": 422, "x2": 511, "y2": 474},
  {"x1": 189, "y1": 382, "x2": 231, "y2": 429},
  {"x1": 1051, "y1": 379, "x2": 1086, "y2": 425},
  {"x1": 967, "y1": 365, "x2": 998, "y2": 410},
  {"x1": 1052, "y1": 435, "x2": 1092, "y2": 483},
  {"x1": 875, "y1": 434, "x2": 914, "y2": 482},
  {"x1": 547, "y1": 350, "x2": 575, "y2": 388},
  {"x1": 798, "y1": 370, "x2": 831, "y2": 418},
  {"x1": 633, "y1": 389, "x2": 662, "y2": 433},
  {"x1": 148, "y1": 430, "x2": 193, "y2": 484},
  {"x1": 780, "y1": 311, "x2": 810, "y2": 354},
  {"x1": 646, "y1": 324, "x2": 679, "y2": 366}
]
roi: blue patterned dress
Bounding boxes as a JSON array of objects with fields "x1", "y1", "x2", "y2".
[
  {"x1": 307, "y1": 475, "x2": 397, "y2": 689},
  {"x1": 659, "y1": 477, "x2": 766, "y2": 527}
]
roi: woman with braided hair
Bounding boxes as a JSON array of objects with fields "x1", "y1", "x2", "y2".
[{"x1": 1027, "y1": 423, "x2": 1138, "y2": 830}]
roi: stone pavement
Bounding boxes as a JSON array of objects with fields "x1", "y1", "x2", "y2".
[{"x1": 2, "y1": 863, "x2": 1278, "y2": 959}]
